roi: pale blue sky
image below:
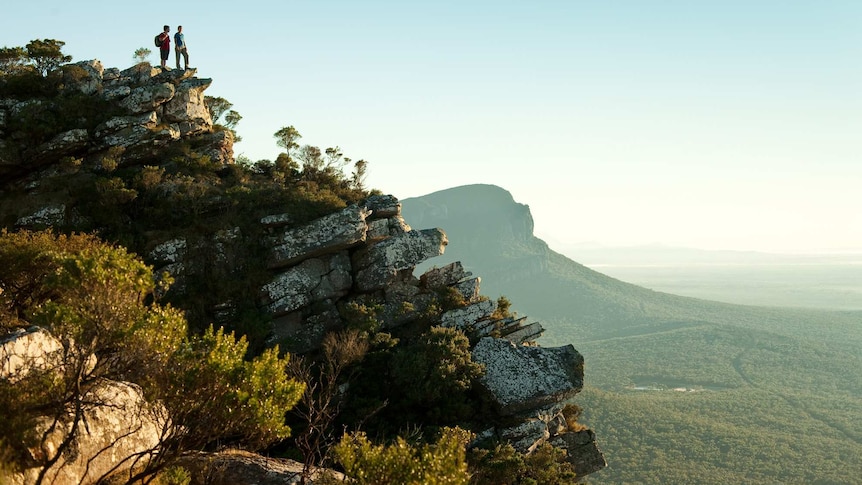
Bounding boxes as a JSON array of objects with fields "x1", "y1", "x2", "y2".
[{"x1": 6, "y1": 1, "x2": 861, "y2": 253}]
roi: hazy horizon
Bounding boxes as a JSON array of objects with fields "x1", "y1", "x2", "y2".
[{"x1": 6, "y1": 1, "x2": 860, "y2": 254}]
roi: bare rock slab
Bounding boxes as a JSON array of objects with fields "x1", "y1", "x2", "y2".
[
  {"x1": 268, "y1": 205, "x2": 370, "y2": 269},
  {"x1": 353, "y1": 228, "x2": 448, "y2": 292},
  {"x1": 472, "y1": 337, "x2": 584, "y2": 416}
]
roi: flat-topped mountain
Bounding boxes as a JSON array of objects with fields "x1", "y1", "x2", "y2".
[
  {"x1": 404, "y1": 184, "x2": 862, "y2": 484},
  {"x1": 403, "y1": 184, "x2": 862, "y2": 347}
]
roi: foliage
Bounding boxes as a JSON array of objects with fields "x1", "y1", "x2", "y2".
[
  {"x1": 561, "y1": 403, "x2": 586, "y2": 432},
  {"x1": 158, "y1": 326, "x2": 304, "y2": 451},
  {"x1": 286, "y1": 329, "x2": 370, "y2": 481},
  {"x1": 204, "y1": 96, "x2": 242, "y2": 142},
  {"x1": 152, "y1": 466, "x2": 191, "y2": 485},
  {"x1": 274, "y1": 125, "x2": 302, "y2": 156},
  {"x1": 1, "y1": 39, "x2": 70, "y2": 78},
  {"x1": 204, "y1": 96, "x2": 233, "y2": 122},
  {"x1": 25, "y1": 39, "x2": 72, "y2": 76},
  {"x1": 0, "y1": 46, "x2": 29, "y2": 75},
  {"x1": 133, "y1": 47, "x2": 152, "y2": 64},
  {"x1": 0, "y1": 230, "x2": 304, "y2": 482},
  {"x1": 468, "y1": 442, "x2": 578, "y2": 485},
  {"x1": 338, "y1": 300, "x2": 383, "y2": 334},
  {"x1": 342, "y1": 325, "x2": 484, "y2": 436},
  {"x1": 333, "y1": 427, "x2": 473, "y2": 485},
  {"x1": 0, "y1": 230, "x2": 184, "y2": 482},
  {"x1": 390, "y1": 326, "x2": 485, "y2": 422}
]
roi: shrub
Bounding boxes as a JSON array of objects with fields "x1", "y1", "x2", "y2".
[
  {"x1": 389, "y1": 326, "x2": 485, "y2": 423},
  {"x1": 333, "y1": 427, "x2": 473, "y2": 485},
  {"x1": 0, "y1": 230, "x2": 304, "y2": 481},
  {"x1": 468, "y1": 442, "x2": 578, "y2": 485}
]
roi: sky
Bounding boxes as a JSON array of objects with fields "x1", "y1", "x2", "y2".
[{"x1": 5, "y1": 1, "x2": 861, "y2": 254}]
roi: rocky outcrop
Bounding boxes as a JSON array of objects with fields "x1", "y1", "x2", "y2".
[
  {"x1": 19, "y1": 381, "x2": 165, "y2": 485},
  {"x1": 177, "y1": 450, "x2": 342, "y2": 485},
  {"x1": 1, "y1": 329, "x2": 165, "y2": 485},
  {"x1": 262, "y1": 251, "x2": 353, "y2": 316},
  {"x1": 0, "y1": 60, "x2": 224, "y2": 184},
  {"x1": 268, "y1": 205, "x2": 371, "y2": 269},
  {"x1": 0, "y1": 327, "x2": 63, "y2": 379},
  {"x1": 1, "y1": 62, "x2": 605, "y2": 480},
  {"x1": 550, "y1": 429, "x2": 608, "y2": 477},
  {"x1": 472, "y1": 338, "x2": 584, "y2": 416}
]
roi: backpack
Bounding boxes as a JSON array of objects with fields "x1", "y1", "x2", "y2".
[{"x1": 154, "y1": 34, "x2": 162, "y2": 48}]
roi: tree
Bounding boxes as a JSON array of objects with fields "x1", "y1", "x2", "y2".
[
  {"x1": 352, "y1": 159, "x2": 368, "y2": 190},
  {"x1": 133, "y1": 47, "x2": 152, "y2": 64},
  {"x1": 296, "y1": 145, "x2": 323, "y2": 172},
  {"x1": 204, "y1": 96, "x2": 233, "y2": 123},
  {"x1": 287, "y1": 329, "x2": 369, "y2": 483},
  {"x1": 332, "y1": 427, "x2": 473, "y2": 485},
  {"x1": 0, "y1": 46, "x2": 29, "y2": 76},
  {"x1": 324, "y1": 147, "x2": 346, "y2": 171},
  {"x1": 224, "y1": 109, "x2": 242, "y2": 130},
  {"x1": 390, "y1": 326, "x2": 485, "y2": 422},
  {"x1": 274, "y1": 125, "x2": 302, "y2": 158},
  {"x1": 224, "y1": 109, "x2": 243, "y2": 142},
  {"x1": 25, "y1": 39, "x2": 71, "y2": 76}
]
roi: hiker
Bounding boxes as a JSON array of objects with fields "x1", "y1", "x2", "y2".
[
  {"x1": 174, "y1": 25, "x2": 189, "y2": 70},
  {"x1": 158, "y1": 25, "x2": 171, "y2": 70}
]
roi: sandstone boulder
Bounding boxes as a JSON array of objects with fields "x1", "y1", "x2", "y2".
[
  {"x1": 549, "y1": 429, "x2": 608, "y2": 477},
  {"x1": 177, "y1": 450, "x2": 342, "y2": 485},
  {"x1": 262, "y1": 252, "x2": 352, "y2": 316},
  {"x1": 268, "y1": 205, "x2": 371, "y2": 269},
  {"x1": 420, "y1": 261, "x2": 472, "y2": 289},
  {"x1": 120, "y1": 83, "x2": 175, "y2": 113},
  {"x1": 364, "y1": 194, "x2": 401, "y2": 219},
  {"x1": 37, "y1": 128, "x2": 89, "y2": 159},
  {"x1": 162, "y1": 78, "x2": 213, "y2": 135},
  {"x1": 352, "y1": 228, "x2": 448, "y2": 292},
  {"x1": 440, "y1": 298, "x2": 496, "y2": 330},
  {"x1": 0, "y1": 327, "x2": 63, "y2": 380},
  {"x1": 472, "y1": 338, "x2": 584, "y2": 416},
  {"x1": 15, "y1": 204, "x2": 65, "y2": 229},
  {"x1": 64, "y1": 60, "x2": 104, "y2": 95}
]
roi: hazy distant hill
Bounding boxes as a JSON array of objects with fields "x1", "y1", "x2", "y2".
[
  {"x1": 402, "y1": 184, "x2": 861, "y2": 347},
  {"x1": 404, "y1": 184, "x2": 862, "y2": 484}
]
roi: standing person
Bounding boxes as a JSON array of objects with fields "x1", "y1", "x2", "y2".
[
  {"x1": 158, "y1": 25, "x2": 171, "y2": 70},
  {"x1": 174, "y1": 25, "x2": 190, "y2": 70}
]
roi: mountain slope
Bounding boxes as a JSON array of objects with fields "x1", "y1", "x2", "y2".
[
  {"x1": 403, "y1": 184, "x2": 862, "y2": 484},
  {"x1": 403, "y1": 184, "x2": 861, "y2": 348}
]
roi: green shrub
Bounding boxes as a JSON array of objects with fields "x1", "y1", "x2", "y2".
[
  {"x1": 391, "y1": 327, "x2": 484, "y2": 419},
  {"x1": 0, "y1": 230, "x2": 304, "y2": 480},
  {"x1": 468, "y1": 442, "x2": 578, "y2": 485},
  {"x1": 333, "y1": 427, "x2": 473, "y2": 485}
]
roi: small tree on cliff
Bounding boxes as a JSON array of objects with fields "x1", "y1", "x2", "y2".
[
  {"x1": 133, "y1": 47, "x2": 152, "y2": 64},
  {"x1": 25, "y1": 39, "x2": 71, "y2": 76},
  {"x1": 275, "y1": 125, "x2": 302, "y2": 159}
]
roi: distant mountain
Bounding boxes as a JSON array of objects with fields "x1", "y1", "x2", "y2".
[
  {"x1": 402, "y1": 184, "x2": 861, "y2": 347},
  {"x1": 404, "y1": 184, "x2": 862, "y2": 484}
]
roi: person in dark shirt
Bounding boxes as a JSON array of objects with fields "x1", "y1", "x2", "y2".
[
  {"x1": 174, "y1": 25, "x2": 189, "y2": 70},
  {"x1": 158, "y1": 25, "x2": 171, "y2": 70}
]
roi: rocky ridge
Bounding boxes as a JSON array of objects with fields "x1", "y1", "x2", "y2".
[
  {"x1": 0, "y1": 59, "x2": 232, "y2": 184},
  {"x1": 1, "y1": 61, "x2": 605, "y2": 483}
]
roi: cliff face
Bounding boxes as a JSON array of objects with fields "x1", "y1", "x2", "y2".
[
  {"x1": 0, "y1": 62, "x2": 604, "y2": 483},
  {"x1": 0, "y1": 60, "x2": 231, "y2": 182}
]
